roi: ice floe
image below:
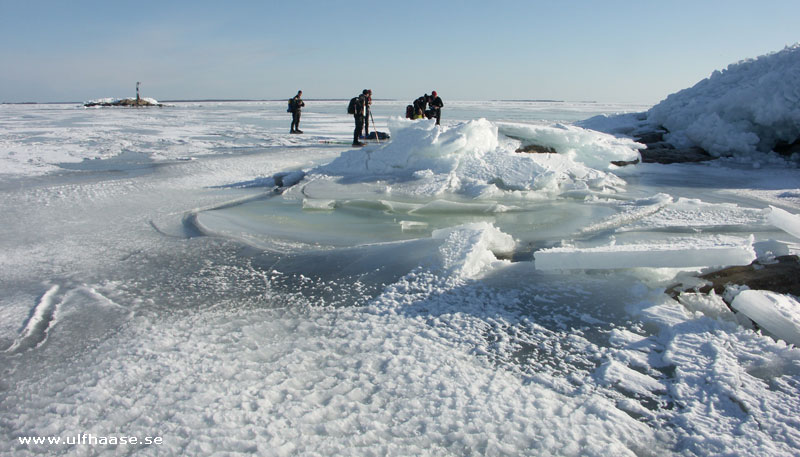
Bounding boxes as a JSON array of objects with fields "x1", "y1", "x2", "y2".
[
  {"x1": 732, "y1": 290, "x2": 800, "y2": 346},
  {"x1": 534, "y1": 235, "x2": 756, "y2": 270}
]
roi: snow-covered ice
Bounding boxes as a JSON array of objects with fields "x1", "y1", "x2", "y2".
[{"x1": 2, "y1": 48, "x2": 800, "y2": 456}]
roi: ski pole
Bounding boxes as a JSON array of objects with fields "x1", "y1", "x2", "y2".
[{"x1": 369, "y1": 110, "x2": 380, "y2": 143}]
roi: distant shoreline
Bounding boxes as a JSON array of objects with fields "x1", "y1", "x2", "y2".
[
  {"x1": 2, "y1": 99, "x2": 606, "y2": 105},
  {"x1": 1, "y1": 99, "x2": 381, "y2": 105}
]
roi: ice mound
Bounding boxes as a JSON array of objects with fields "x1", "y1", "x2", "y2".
[
  {"x1": 314, "y1": 118, "x2": 632, "y2": 197},
  {"x1": 534, "y1": 235, "x2": 756, "y2": 270},
  {"x1": 732, "y1": 290, "x2": 800, "y2": 346},
  {"x1": 320, "y1": 118, "x2": 497, "y2": 178},
  {"x1": 648, "y1": 44, "x2": 800, "y2": 157}
]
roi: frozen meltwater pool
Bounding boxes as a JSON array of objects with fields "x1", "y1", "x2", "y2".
[{"x1": 195, "y1": 177, "x2": 617, "y2": 255}]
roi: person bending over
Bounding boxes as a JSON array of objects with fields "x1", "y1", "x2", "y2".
[{"x1": 428, "y1": 91, "x2": 443, "y2": 125}]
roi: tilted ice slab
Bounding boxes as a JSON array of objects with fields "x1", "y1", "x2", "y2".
[
  {"x1": 732, "y1": 290, "x2": 800, "y2": 346},
  {"x1": 578, "y1": 193, "x2": 673, "y2": 236},
  {"x1": 534, "y1": 235, "x2": 756, "y2": 270},
  {"x1": 769, "y1": 206, "x2": 800, "y2": 239},
  {"x1": 313, "y1": 118, "x2": 634, "y2": 198},
  {"x1": 624, "y1": 197, "x2": 769, "y2": 231}
]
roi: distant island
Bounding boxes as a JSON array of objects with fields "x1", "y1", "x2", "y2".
[
  {"x1": 84, "y1": 81, "x2": 163, "y2": 107},
  {"x1": 84, "y1": 98, "x2": 163, "y2": 107}
]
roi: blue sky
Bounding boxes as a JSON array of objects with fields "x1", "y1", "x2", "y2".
[{"x1": 1, "y1": 0, "x2": 798, "y2": 104}]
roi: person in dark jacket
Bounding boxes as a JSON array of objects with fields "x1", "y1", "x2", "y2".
[
  {"x1": 413, "y1": 94, "x2": 428, "y2": 118},
  {"x1": 289, "y1": 90, "x2": 305, "y2": 133},
  {"x1": 428, "y1": 90, "x2": 444, "y2": 125},
  {"x1": 352, "y1": 90, "x2": 369, "y2": 146},
  {"x1": 363, "y1": 89, "x2": 373, "y2": 137}
]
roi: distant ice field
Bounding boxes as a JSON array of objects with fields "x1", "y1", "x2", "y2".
[{"x1": 1, "y1": 100, "x2": 799, "y2": 457}]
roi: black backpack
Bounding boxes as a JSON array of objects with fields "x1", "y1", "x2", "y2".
[
  {"x1": 347, "y1": 97, "x2": 358, "y2": 114},
  {"x1": 287, "y1": 99, "x2": 294, "y2": 113}
]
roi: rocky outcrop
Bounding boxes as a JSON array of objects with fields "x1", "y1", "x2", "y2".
[
  {"x1": 666, "y1": 255, "x2": 800, "y2": 300},
  {"x1": 84, "y1": 98, "x2": 163, "y2": 108},
  {"x1": 515, "y1": 144, "x2": 558, "y2": 154},
  {"x1": 628, "y1": 128, "x2": 798, "y2": 165},
  {"x1": 639, "y1": 145, "x2": 714, "y2": 164},
  {"x1": 774, "y1": 138, "x2": 800, "y2": 157},
  {"x1": 632, "y1": 129, "x2": 715, "y2": 165}
]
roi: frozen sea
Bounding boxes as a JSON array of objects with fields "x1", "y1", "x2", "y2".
[{"x1": 1, "y1": 100, "x2": 799, "y2": 456}]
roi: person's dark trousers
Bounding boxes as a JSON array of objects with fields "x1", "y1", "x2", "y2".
[
  {"x1": 291, "y1": 111, "x2": 301, "y2": 132},
  {"x1": 433, "y1": 109, "x2": 441, "y2": 125},
  {"x1": 353, "y1": 114, "x2": 364, "y2": 144}
]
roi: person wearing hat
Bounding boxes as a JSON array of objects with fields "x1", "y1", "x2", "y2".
[{"x1": 428, "y1": 91, "x2": 444, "y2": 126}]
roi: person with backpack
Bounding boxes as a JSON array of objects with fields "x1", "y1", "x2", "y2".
[
  {"x1": 288, "y1": 90, "x2": 305, "y2": 134},
  {"x1": 428, "y1": 91, "x2": 444, "y2": 125},
  {"x1": 349, "y1": 89, "x2": 369, "y2": 146}
]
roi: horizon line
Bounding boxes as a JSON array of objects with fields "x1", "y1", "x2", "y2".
[{"x1": 1, "y1": 98, "x2": 633, "y2": 105}]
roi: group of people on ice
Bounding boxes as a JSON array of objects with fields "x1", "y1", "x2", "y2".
[
  {"x1": 405, "y1": 92, "x2": 444, "y2": 125},
  {"x1": 286, "y1": 89, "x2": 444, "y2": 146}
]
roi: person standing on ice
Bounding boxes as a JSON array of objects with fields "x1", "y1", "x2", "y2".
[
  {"x1": 428, "y1": 90, "x2": 444, "y2": 125},
  {"x1": 351, "y1": 89, "x2": 369, "y2": 146},
  {"x1": 289, "y1": 90, "x2": 305, "y2": 134},
  {"x1": 363, "y1": 89, "x2": 373, "y2": 138}
]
